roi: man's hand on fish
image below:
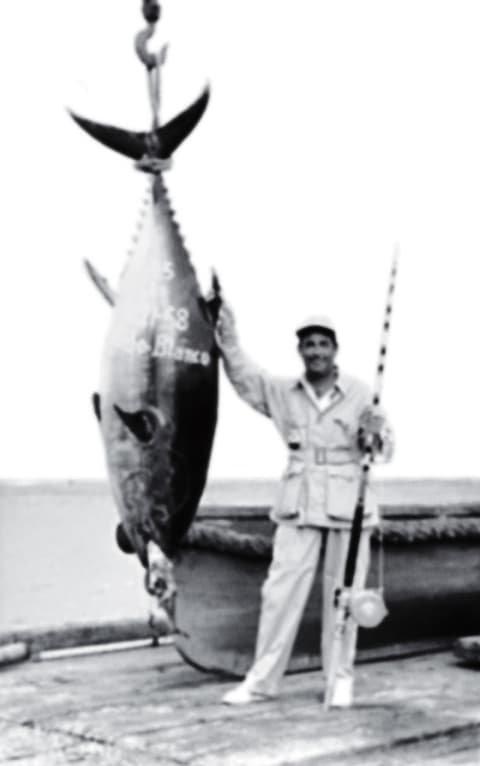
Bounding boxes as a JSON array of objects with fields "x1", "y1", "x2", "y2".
[{"x1": 215, "y1": 302, "x2": 238, "y2": 350}]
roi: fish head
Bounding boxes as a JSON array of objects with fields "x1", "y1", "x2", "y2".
[{"x1": 100, "y1": 398, "x2": 178, "y2": 565}]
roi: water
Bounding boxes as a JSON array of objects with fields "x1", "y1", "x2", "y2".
[{"x1": 1, "y1": 478, "x2": 479, "y2": 634}]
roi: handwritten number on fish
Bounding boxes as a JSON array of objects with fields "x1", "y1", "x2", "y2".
[
  {"x1": 162, "y1": 261, "x2": 175, "y2": 280},
  {"x1": 156, "y1": 305, "x2": 190, "y2": 332},
  {"x1": 148, "y1": 299, "x2": 189, "y2": 332}
]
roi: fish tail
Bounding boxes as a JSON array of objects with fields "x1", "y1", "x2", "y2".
[{"x1": 69, "y1": 87, "x2": 210, "y2": 162}]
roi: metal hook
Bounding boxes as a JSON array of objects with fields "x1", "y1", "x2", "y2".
[{"x1": 135, "y1": 25, "x2": 168, "y2": 71}]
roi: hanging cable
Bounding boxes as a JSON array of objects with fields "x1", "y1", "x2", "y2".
[{"x1": 134, "y1": 1, "x2": 171, "y2": 172}]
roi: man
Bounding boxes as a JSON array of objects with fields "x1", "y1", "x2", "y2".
[{"x1": 216, "y1": 305, "x2": 394, "y2": 708}]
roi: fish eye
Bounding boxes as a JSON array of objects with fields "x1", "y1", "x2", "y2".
[{"x1": 114, "y1": 406, "x2": 161, "y2": 444}]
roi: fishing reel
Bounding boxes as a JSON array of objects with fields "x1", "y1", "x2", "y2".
[{"x1": 350, "y1": 588, "x2": 388, "y2": 628}]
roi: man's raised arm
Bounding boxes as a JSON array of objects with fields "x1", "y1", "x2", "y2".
[{"x1": 215, "y1": 303, "x2": 274, "y2": 418}]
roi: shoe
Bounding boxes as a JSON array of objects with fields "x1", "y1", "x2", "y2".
[
  {"x1": 221, "y1": 681, "x2": 273, "y2": 706},
  {"x1": 329, "y1": 677, "x2": 353, "y2": 708}
]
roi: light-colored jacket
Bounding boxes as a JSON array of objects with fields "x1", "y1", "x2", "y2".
[{"x1": 220, "y1": 343, "x2": 394, "y2": 529}]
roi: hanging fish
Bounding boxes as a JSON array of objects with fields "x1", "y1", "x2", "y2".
[{"x1": 70, "y1": 81, "x2": 221, "y2": 631}]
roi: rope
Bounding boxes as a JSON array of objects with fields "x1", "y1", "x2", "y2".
[
  {"x1": 180, "y1": 516, "x2": 480, "y2": 560},
  {"x1": 378, "y1": 516, "x2": 480, "y2": 544},
  {"x1": 183, "y1": 523, "x2": 272, "y2": 559}
]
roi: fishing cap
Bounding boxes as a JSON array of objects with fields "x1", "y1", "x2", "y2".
[{"x1": 295, "y1": 315, "x2": 338, "y2": 346}]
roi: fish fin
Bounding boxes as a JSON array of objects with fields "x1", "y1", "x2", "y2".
[
  {"x1": 200, "y1": 269, "x2": 223, "y2": 326},
  {"x1": 114, "y1": 405, "x2": 163, "y2": 443},
  {"x1": 115, "y1": 523, "x2": 136, "y2": 554},
  {"x1": 197, "y1": 295, "x2": 215, "y2": 325},
  {"x1": 84, "y1": 260, "x2": 116, "y2": 306},
  {"x1": 69, "y1": 111, "x2": 147, "y2": 160},
  {"x1": 68, "y1": 87, "x2": 209, "y2": 161},
  {"x1": 197, "y1": 296, "x2": 210, "y2": 325},
  {"x1": 156, "y1": 86, "x2": 209, "y2": 158},
  {"x1": 92, "y1": 392, "x2": 101, "y2": 422},
  {"x1": 207, "y1": 270, "x2": 222, "y2": 323}
]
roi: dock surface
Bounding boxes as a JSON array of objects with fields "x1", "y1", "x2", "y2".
[{"x1": 1, "y1": 647, "x2": 479, "y2": 765}]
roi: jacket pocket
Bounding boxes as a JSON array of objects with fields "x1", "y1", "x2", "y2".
[
  {"x1": 332, "y1": 417, "x2": 353, "y2": 440},
  {"x1": 273, "y1": 459, "x2": 304, "y2": 519},
  {"x1": 325, "y1": 464, "x2": 374, "y2": 522}
]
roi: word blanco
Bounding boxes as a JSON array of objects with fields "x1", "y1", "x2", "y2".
[{"x1": 136, "y1": 336, "x2": 210, "y2": 367}]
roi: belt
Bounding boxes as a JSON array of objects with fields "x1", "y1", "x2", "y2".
[{"x1": 317, "y1": 447, "x2": 356, "y2": 465}]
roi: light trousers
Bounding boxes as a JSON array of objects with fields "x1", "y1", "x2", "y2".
[{"x1": 244, "y1": 524, "x2": 371, "y2": 696}]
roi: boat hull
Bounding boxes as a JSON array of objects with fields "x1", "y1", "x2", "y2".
[{"x1": 175, "y1": 507, "x2": 480, "y2": 676}]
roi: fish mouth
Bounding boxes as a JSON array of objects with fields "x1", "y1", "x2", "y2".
[
  {"x1": 148, "y1": 601, "x2": 176, "y2": 636},
  {"x1": 116, "y1": 523, "x2": 136, "y2": 554},
  {"x1": 146, "y1": 540, "x2": 177, "y2": 636}
]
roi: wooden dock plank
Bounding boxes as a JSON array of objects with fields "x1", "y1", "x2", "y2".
[{"x1": 0, "y1": 648, "x2": 479, "y2": 764}]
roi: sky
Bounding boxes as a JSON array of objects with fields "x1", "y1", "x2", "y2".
[{"x1": 1, "y1": 1, "x2": 480, "y2": 481}]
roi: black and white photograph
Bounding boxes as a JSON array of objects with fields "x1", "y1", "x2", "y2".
[{"x1": 1, "y1": 1, "x2": 480, "y2": 763}]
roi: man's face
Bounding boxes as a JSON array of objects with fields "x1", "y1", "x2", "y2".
[{"x1": 298, "y1": 331, "x2": 337, "y2": 378}]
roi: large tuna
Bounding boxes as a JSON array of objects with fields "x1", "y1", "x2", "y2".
[{"x1": 70, "y1": 88, "x2": 221, "y2": 627}]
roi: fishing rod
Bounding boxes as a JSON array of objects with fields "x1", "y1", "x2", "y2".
[{"x1": 324, "y1": 247, "x2": 399, "y2": 710}]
